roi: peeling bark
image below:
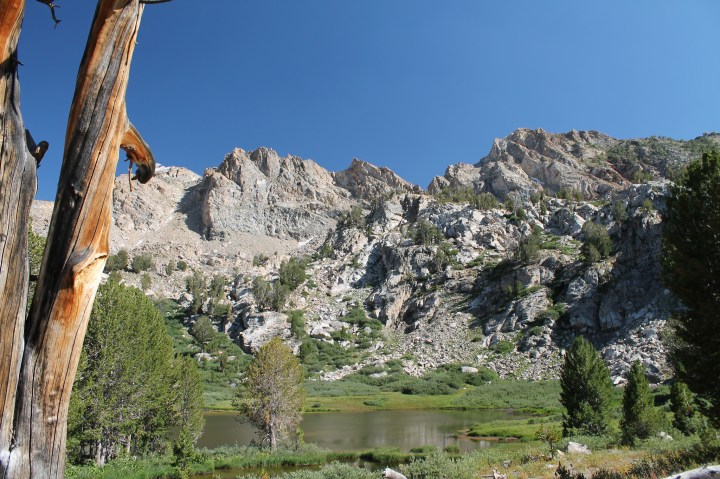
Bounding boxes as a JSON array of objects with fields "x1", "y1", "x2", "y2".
[
  {"x1": 0, "y1": 0, "x2": 35, "y2": 470},
  {"x1": 3, "y1": 1, "x2": 154, "y2": 477}
]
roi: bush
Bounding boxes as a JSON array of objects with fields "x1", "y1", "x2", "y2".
[
  {"x1": 209, "y1": 275, "x2": 227, "y2": 300},
  {"x1": 176, "y1": 260, "x2": 188, "y2": 271},
  {"x1": 337, "y1": 206, "x2": 366, "y2": 229},
  {"x1": 131, "y1": 253, "x2": 154, "y2": 273},
  {"x1": 278, "y1": 257, "x2": 308, "y2": 291},
  {"x1": 412, "y1": 220, "x2": 444, "y2": 246},
  {"x1": 517, "y1": 229, "x2": 542, "y2": 263},
  {"x1": 252, "y1": 276, "x2": 273, "y2": 311},
  {"x1": 612, "y1": 200, "x2": 628, "y2": 222},
  {"x1": 581, "y1": 221, "x2": 612, "y2": 263},
  {"x1": 556, "y1": 187, "x2": 584, "y2": 201},
  {"x1": 490, "y1": 340, "x2": 514, "y2": 354},
  {"x1": 288, "y1": 310, "x2": 306, "y2": 339},
  {"x1": 165, "y1": 261, "x2": 176, "y2": 276},
  {"x1": 252, "y1": 253, "x2": 269, "y2": 267},
  {"x1": 271, "y1": 283, "x2": 291, "y2": 311},
  {"x1": 140, "y1": 273, "x2": 152, "y2": 291},
  {"x1": 105, "y1": 249, "x2": 128, "y2": 272},
  {"x1": 526, "y1": 326, "x2": 543, "y2": 337}
]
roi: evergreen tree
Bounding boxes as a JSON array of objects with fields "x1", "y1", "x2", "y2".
[
  {"x1": 670, "y1": 381, "x2": 695, "y2": 435},
  {"x1": 191, "y1": 316, "x2": 216, "y2": 352},
  {"x1": 560, "y1": 336, "x2": 613, "y2": 436},
  {"x1": 663, "y1": 151, "x2": 720, "y2": 426},
  {"x1": 185, "y1": 270, "x2": 208, "y2": 314},
  {"x1": 67, "y1": 280, "x2": 191, "y2": 465},
  {"x1": 621, "y1": 361, "x2": 662, "y2": 445},
  {"x1": 235, "y1": 338, "x2": 305, "y2": 450},
  {"x1": 278, "y1": 257, "x2": 308, "y2": 291}
]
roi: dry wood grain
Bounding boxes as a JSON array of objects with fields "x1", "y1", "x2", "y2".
[
  {"x1": 0, "y1": 0, "x2": 35, "y2": 472},
  {"x1": 4, "y1": 1, "x2": 153, "y2": 476}
]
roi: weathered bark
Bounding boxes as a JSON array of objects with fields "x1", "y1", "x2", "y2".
[
  {"x1": 3, "y1": 1, "x2": 155, "y2": 476},
  {"x1": 0, "y1": 0, "x2": 35, "y2": 466},
  {"x1": 660, "y1": 466, "x2": 720, "y2": 479}
]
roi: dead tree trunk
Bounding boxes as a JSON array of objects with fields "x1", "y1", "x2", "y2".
[
  {"x1": 1, "y1": 1, "x2": 156, "y2": 477},
  {"x1": 0, "y1": 0, "x2": 35, "y2": 464},
  {"x1": 660, "y1": 466, "x2": 720, "y2": 479}
]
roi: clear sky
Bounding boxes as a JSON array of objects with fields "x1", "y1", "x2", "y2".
[{"x1": 17, "y1": 0, "x2": 720, "y2": 201}]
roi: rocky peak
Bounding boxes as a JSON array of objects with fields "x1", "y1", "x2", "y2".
[
  {"x1": 333, "y1": 158, "x2": 421, "y2": 201},
  {"x1": 430, "y1": 128, "x2": 630, "y2": 199},
  {"x1": 200, "y1": 148, "x2": 355, "y2": 241}
]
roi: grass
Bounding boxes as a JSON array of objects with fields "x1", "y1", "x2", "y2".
[
  {"x1": 466, "y1": 416, "x2": 561, "y2": 441},
  {"x1": 451, "y1": 379, "x2": 563, "y2": 414}
]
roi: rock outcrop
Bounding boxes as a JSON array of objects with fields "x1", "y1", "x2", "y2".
[{"x1": 30, "y1": 129, "x2": 719, "y2": 384}]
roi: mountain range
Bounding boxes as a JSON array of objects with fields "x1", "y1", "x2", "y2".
[{"x1": 30, "y1": 128, "x2": 720, "y2": 384}]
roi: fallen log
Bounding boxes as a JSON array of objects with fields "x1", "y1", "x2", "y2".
[{"x1": 660, "y1": 465, "x2": 720, "y2": 479}]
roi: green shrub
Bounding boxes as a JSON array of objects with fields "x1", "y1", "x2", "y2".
[
  {"x1": 581, "y1": 221, "x2": 612, "y2": 263},
  {"x1": 517, "y1": 228, "x2": 542, "y2": 263},
  {"x1": 176, "y1": 260, "x2": 188, "y2": 271},
  {"x1": 490, "y1": 340, "x2": 514, "y2": 354},
  {"x1": 252, "y1": 253, "x2": 269, "y2": 267},
  {"x1": 337, "y1": 206, "x2": 366, "y2": 229},
  {"x1": 556, "y1": 187, "x2": 584, "y2": 201},
  {"x1": 140, "y1": 273, "x2": 152, "y2": 291},
  {"x1": 611, "y1": 200, "x2": 628, "y2": 222},
  {"x1": 165, "y1": 261, "x2": 176, "y2": 276},
  {"x1": 105, "y1": 249, "x2": 129, "y2": 272},
  {"x1": 278, "y1": 257, "x2": 308, "y2": 291},
  {"x1": 412, "y1": 220, "x2": 444, "y2": 246},
  {"x1": 288, "y1": 310, "x2": 306, "y2": 339},
  {"x1": 131, "y1": 253, "x2": 154, "y2": 273},
  {"x1": 526, "y1": 326, "x2": 543, "y2": 337}
]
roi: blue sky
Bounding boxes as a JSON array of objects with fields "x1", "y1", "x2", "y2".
[{"x1": 18, "y1": 1, "x2": 720, "y2": 201}]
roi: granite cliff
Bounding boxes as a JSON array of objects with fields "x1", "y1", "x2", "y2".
[{"x1": 30, "y1": 129, "x2": 720, "y2": 384}]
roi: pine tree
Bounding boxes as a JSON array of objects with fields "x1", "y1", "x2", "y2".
[
  {"x1": 173, "y1": 355, "x2": 205, "y2": 442},
  {"x1": 669, "y1": 381, "x2": 695, "y2": 435},
  {"x1": 663, "y1": 151, "x2": 720, "y2": 426},
  {"x1": 560, "y1": 336, "x2": 613, "y2": 436},
  {"x1": 235, "y1": 338, "x2": 305, "y2": 450},
  {"x1": 67, "y1": 280, "x2": 179, "y2": 465},
  {"x1": 621, "y1": 361, "x2": 662, "y2": 445}
]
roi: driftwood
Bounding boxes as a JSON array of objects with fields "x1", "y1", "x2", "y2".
[
  {"x1": 383, "y1": 467, "x2": 408, "y2": 479},
  {"x1": 0, "y1": 0, "x2": 161, "y2": 477},
  {"x1": 660, "y1": 465, "x2": 720, "y2": 479}
]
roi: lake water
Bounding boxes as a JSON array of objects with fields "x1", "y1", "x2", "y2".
[{"x1": 198, "y1": 409, "x2": 523, "y2": 453}]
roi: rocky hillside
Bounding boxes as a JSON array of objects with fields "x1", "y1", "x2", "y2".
[{"x1": 30, "y1": 129, "x2": 720, "y2": 384}]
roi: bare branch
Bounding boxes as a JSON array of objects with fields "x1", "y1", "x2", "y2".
[{"x1": 34, "y1": 0, "x2": 61, "y2": 28}]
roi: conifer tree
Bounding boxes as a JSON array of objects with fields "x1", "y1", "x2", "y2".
[
  {"x1": 670, "y1": 381, "x2": 695, "y2": 435},
  {"x1": 621, "y1": 361, "x2": 661, "y2": 445},
  {"x1": 560, "y1": 336, "x2": 613, "y2": 436},
  {"x1": 663, "y1": 151, "x2": 720, "y2": 426},
  {"x1": 67, "y1": 280, "x2": 203, "y2": 465},
  {"x1": 235, "y1": 338, "x2": 305, "y2": 450}
]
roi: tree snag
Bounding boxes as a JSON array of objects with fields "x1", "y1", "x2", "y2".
[
  {"x1": 0, "y1": 0, "x2": 36, "y2": 468},
  {"x1": 0, "y1": 0, "x2": 164, "y2": 477}
]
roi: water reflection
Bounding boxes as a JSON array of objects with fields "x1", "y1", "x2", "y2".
[{"x1": 199, "y1": 409, "x2": 520, "y2": 452}]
